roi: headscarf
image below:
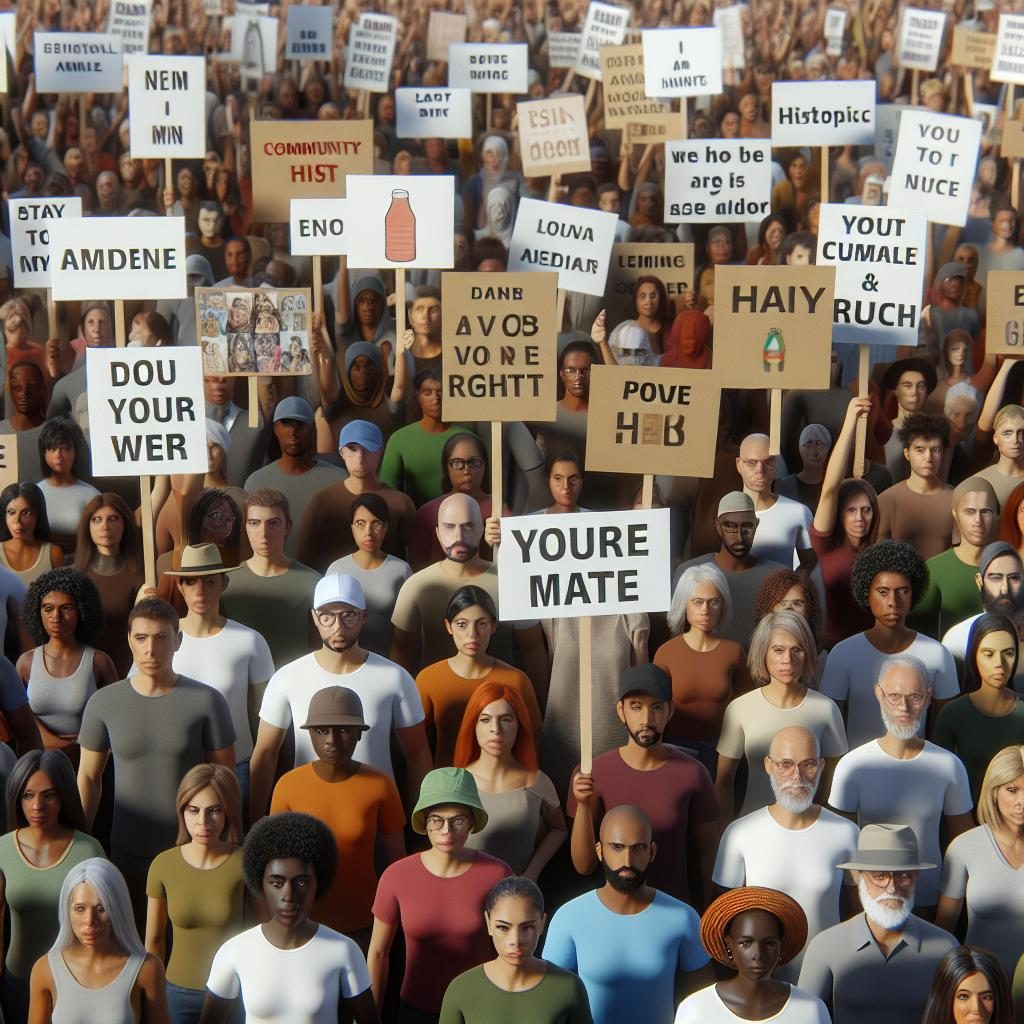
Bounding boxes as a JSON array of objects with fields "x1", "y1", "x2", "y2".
[
  {"x1": 477, "y1": 184, "x2": 517, "y2": 247},
  {"x1": 609, "y1": 320, "x2": 656, "y2": 366},
  {"x1": 662, "y1": 309, "x2": 713, "y2": 369},
  {"x1": 342, "y1": 341, "x2": 387, "y2": 408},
  {"x1": 344, "y1": 276, "x2": 392, "y2": 344}
]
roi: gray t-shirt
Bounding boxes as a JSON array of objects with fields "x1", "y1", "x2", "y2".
[
  {"x1": 327, "y1": 554, "x2": 411, "y2": 658},
  {"x1": 37, "y1": 477, "x2": 101, "y2": 539}
]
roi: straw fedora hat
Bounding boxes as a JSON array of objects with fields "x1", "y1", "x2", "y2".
[{"x1": 163, "y1": 543, "x2": 240, "y2": 577}]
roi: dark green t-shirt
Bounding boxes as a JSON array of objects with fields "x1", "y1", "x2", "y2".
[
  {"x1": 909, "y1": 547, "x2": 981, "y2": 640},
  {"x1": 439, "y1": 964, "x2": 593, "y2": 1024}
]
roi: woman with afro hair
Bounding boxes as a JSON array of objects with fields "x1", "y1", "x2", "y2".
[
  {"x1": 201, "y1": 811, "x2": 378, "y2": 1024},
  {"x1": 820, "y1": 539, "x2": 960, "y2": 747}
]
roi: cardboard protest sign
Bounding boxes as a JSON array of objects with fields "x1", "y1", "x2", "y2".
[
  {"x1": 128, "y1": 56, "x2": 207, "y2": 158},
  {"x1": 816, "y1": 204, "x2": 927, "y2": 347},
  {"x1": 771, "y1": 80, "x2": 876, "y2": 147},
  {"x1": 107, "y1": 0, "x2": 151, "y2": 54},
  {"x1": 951, "y1": 27, "x2": 996, "y2": 69},
  {"x1": 714, "y1": 6, "x2": 744, "y2": 69},
  {"x1": 665, "y1": 139, "x2": 771, "y2": 223},
  {"x1": 344, "y1": 14, "x2": 398, "y2": 93},
  {"x1": 87, "y1": 348, "x2": 208, "y2": 476},
  {"x1": 0, "y1": 436, "x2": 18, "y2": 492},
  {"x1": 985, "y1": 272, "x2": 1024, "y2": 355},
  {"x1": 196, "y1": 286, "x2": 312, "y2": 376},
  {"x1": 604, "y1": 242, "x2": 694, "y2": 328},
  {"x1": 517, "y1": 95, "x2": 591, "y2": 178},
  {"x1": 48, "y1": 216, "x2": 185, "y2": 301},
  {"x1": 497, "y1": 508, "x2": 672, "y2": 620},
  {"x1": 289, "y1": 199, "x2": 348, "y2": 257},
  {"x1": 992, "y1": 14, "x2": 1024, "y2": 84},
  {"x1": 896, "y1": 7, "x2": 946, "y2": 71},
  {"x1": 508, "y1": 198, "x2": 618, "y2": 296},
  {"x1": 601, "y1": 43, "x2": 674, "y2": 130},
  {"x1": 625, "y1": 116, "x2": 687, "y2": 146},
  {"x1": 441, "y1": 272, "x2": 558, "y2": 423},
  {"x1": 286, "y1": 5, "x2": 333, "y2": 61},
  {"x1": 448, "y1": 44, "x2": 528, "y2": 93},
  {"x1": 641, "y1": 27, "x2": 723, "y2": 98},
  {"x1": 10, "y1": 197, "x2": 83, "y2": 289},
  {"x1": 395, "y1": 87, "x2": 472, "y2": 139},
  {"x1": 713, "y1": 265, "x2": 836, "y2": 390},
  {"x1": 1003, "y1": 120, "x2": 1024, "y2": 160},
  {"x1": 549, "y1": 33, "x2": 582, "y2": 69},
  {"x1": 888, "y1": 110, "x2": 981, "y2": 227},
  {"x1": 427, "y1": 11, "x2": 466, "y2": 63},
  {"x1": 249, "y1": 120, "x2": 373, "y2": 221},
  {"x1": 575, "y1": 1, "x2": 630, "y2": 80},
  {"x1": 34, "y1": 33, "x2": 123, "y2": 93},
  {"x1": 586, "y1": 365, "x2": 721, "y2": 477}
]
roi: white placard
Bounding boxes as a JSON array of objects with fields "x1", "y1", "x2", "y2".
[
  {"x1": 448, "y1": 43, "x2": 528, "y2": 93},
  {"x1": 875, "y1": 102, "x2": 903, "y2": 168},
  {"x1": 344, "y1": 13, "x2": 398, "y2": 93},
  {"x1": 230, "y1": 14, "x2": 277, "y2": 76},
  {"x1": 664, "y1": 139, "x2": 772, "y2": 223},
  {"x1": 817, "y1": 204, "x2": 928, "y2": 347},
  {"x1": 344, "y1": 176, "x2": 455, "y2": 269},
  {"x1": 87, "y1": 348, "x2": 208, "y2": 477},
  {"x1": 641, "y1": 27, "x2": 723, "y2": 98},
  {"x1": 286, "y1": 6, "x2": 333, "y2": 61},
  {"x1": 771, "y1": 80, "x2": 875, "y2": 147},
  {"x1": 574, "y1": 1, "x2": 630, "y2": 80},
  {"x1": 508, "y1": 197, "x2": 618, "y2": 296},
  {"x1": 896, "y1": 7, "x2": 946, "y2": 71},
  {"x1": 289, "y1": 198, "x2": 349, "y2": 257},
  {"x1": 107, "y1": 0, "x2": 151, "y2": 55},
  {"x1": 714, "y1": 6, "x2": 745, "y2": 69},
  {"x1": 549, "y1": 32, "x2": 582, "y2": 69},
  {"x1": 48, "y1": 216, "x2": 187, "y2": 301},
  {"x1": 0, "y1": 13, "x2": 15, "y2": 59},
  {"x1": 888, "y1": 110, "x2": 981, "y2": 227},
  {"x1": 34, "y1": 32, "x2": 124, "y2": 94},
  {"x1": 10, "y1": 197, "x2": 83, "y2": 289},
  {"x1": 395, "y1": 87, "x2": 472, "y2": 139},
  {"x1": 992, "y1": 14, "x2": 1024, "y2": 84},
  {"x1": 497, "y1": 508, "x2": 672, "y2": 620},
  {"x1": 825, "y1": 8, "x2": 847, "y2": 56},
  {"x1": 128, "y1": 56, "x2": 207, "y2": 158}
]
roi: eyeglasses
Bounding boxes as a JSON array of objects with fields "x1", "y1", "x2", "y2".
[
  {"x1": 689, "y1": 597, "x2": 723, "y2": 610},
  {"x1": 561, "y1": 367, "x2": 591, "y2": 377},
  {"x1": 777, "y1": 598, "x2": 807, "y2": 611},
  {"x1": 719, "y1": 520, "x2": 756, "y2": 535},
  {"x1": 879, "y1": 690, "x2": 927, "y2": 707},
  {"x1": 864, "y1": 871, "x2": 914, "y2": 887},
  {"x1": 448, "y1": 457, "x2": 485, "y2": 471},
  {"x1": 352, "y1": 519, "x2": 385, "y2": 532},
  {"x1": 768, "y1": 758, "x2": 820, "y2": 775},
  {"x1": 204, "y1": 509, "x2": 237, "y2": 524},
  {"x1": 314, "y1": 609, "x2": 362, "y2": 628},
  {"x1": 425, "y1": 813, "x2": 472, "y2": 832}
]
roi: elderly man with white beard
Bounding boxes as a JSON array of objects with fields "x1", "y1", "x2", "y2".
[
  {"x1": 712, "y1": 726, "x2": 859, "y2": 982},
  {"x1": 798, "y1": 824, "x2": 957, "y2": 1024}
]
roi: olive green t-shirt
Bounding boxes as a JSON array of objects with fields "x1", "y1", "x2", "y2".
[{"x1": 439, "y1": 964, "x2": 593, "y2": 1024}]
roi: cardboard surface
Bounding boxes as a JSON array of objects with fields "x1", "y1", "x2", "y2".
[
  {"x1": 951, "y1": 27, "x2": 996, "y2": 69},
  {"x1": 517, "y1": 95, "x2": 591, "y2": 178},
  {"x1": 604, "y1": 242, "x2": 694, "y2": 328},
  {"x1": 985, "y1": 271, "x2": 1024, "y2": 355},
  {"x1": 601, "y1": 43, "x2": 675, "y2": 130},
  {"x1": 427, "y1": 11, "x2": 467, "y2": 62}
]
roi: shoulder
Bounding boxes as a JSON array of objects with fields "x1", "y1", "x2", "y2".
[
  {"x1": 548, "y1": 891, "x2": 597, "y2": 929},
  {"x1": 650, "y1": 889, "x2": 701, "y2": 927},
  {"x1": 137, "y1": 953, "x2": 165, "y2": 987},
  {"x1": 815, "y1": 808, "x2": 861, "y2": 837},
  {"x1": 471, "y1": 851, "x2": 514, "y2": 879}
]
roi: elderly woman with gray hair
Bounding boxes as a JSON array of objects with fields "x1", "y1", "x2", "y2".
[{"x1": 776, "y1": 423, "x2": 831, "y2": 512}]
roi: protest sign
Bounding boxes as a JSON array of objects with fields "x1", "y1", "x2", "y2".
[
  {"x1": 549, "y1": 33, "x2": 582, "y2": 68},
  {"x1": 985, "y1": 272, "x2": 1024, "y2": 355},
  {"x1": 498, "y1": 508, "x2": 672, "y2": 620},
  {"x1": 604, "y1": 242, "x2": 694, "y2": 328},
  {"x1": 816, "y1": 204, "x2": 927, "y2": 347},
  {"x1": 448, "y1": 43, "x2": 528, "y2": 93},
  {"x1": 34, "y1": 32, "x2": 123, "y2": 93},
  {"x1": 10, "y1": 197, "x2": 83, "y2": 289},
  {"x1": 625, "y1": 116, "x2": 687, "y2": 145},
  {"x1": 427, "y1": 11, "x2": 467, "y2": 63},
  {"x1": 713, "y1": 265, "x2": 836, "y2": 390},
  {"x1": 230, "y1": 15, "x2": 278, "y2": 78},
  {"x1": 641, "y1": 27, "x2": 723, "y2": 97},
  {"x1": 575, "y1": 1, "x2": 630, "y2": 80},
  {"x1": 286, "y1": 6, "x2": 333, "y2": 61},
  {"x1": 441, "y1": 272, "x2": 558, "y2": 423},
  {"x1": 875, "y1": 103, "x2": 902, "y2": 167},
  {"x1": 951, "y1": 27, "x2": 996, "y2": 69},
  {"x1": 395, "y1": 87, "x2": 472, "y2": 139},
  {"x1": 48, "y1": 216, "x2": 186, "y2": 301},
  {"x1": 771, "y1": 80, "x2": 876, "y2": 147},
  {"x1": 665, "y1": 139, "x2": 771, "y2": 223},
  {"x1": 517, "y1": 95, "x2": 591, "y2": 178},
  {"x1": 87, "y1": 348, "x2": 208, "y2": 477},
  {"x1": 601, "y1": 44, "x2": 675, "y2": 130},
  {"x1": 992, "y1": 14, "x2": 1024, "y2": 84},
  {"x1": 508, "y1": 198, "x2": 618, "y2": 296},
  {"x1": 289, "y1": 199, "x2": 348, "y2": 257},
  {"x1": 128, "y1": 56, "x2": 207, "y2": 158},
  {"x1": 1003, "y1": 120, "x2": 1024, "y2": 160},
  {"x1": 586, "y1": 365, "x2": 721, "y2": 477},
  {"x1": 249, "y1": 120, "x2": 373, "y2": 221},
  {"x1": 888, "y1": 110, "x2": 981, "y2": 227},
  {"x1": 714, "y1": 6, "x2": 745, "y2": 69},
  {"x1": 825, "y1": 8, "x2": 847, "y2": 56},
  {"x1": 107, "y1": 0, "x2": 151, "y2": 54},
  {"x1": 896, "y1": 7, "x2": 946, "y2": 71},
  {"x1": 344, "y1": 14, "x2": 398, "y2": 93},
  {"x1": 0, "y1": 437, "x2": 18, "y2": 492}
]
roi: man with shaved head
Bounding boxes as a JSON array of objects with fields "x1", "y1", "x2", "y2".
[
  {"x1": 545, "y1": 805, "x2": 712, "y2": 1024},
  {"x1": 713, "y1": 726, "x2": 859, "y2": 980}
]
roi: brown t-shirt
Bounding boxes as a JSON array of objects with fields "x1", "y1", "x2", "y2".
[{"x1": 876, "y1": 481, "x2": 954, "y2": 561}]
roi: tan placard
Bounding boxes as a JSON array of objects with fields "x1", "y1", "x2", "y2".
[
  {"x1": 713, "y1": 265, "x2": 836, "y2": 390},
  {"x1": 605, "y1": 242, "x2": 695, "y2": 328},
  {"x1": 951, "y1": 27, "x2": 996, "y2": 69},
  {"x1": 442, "y1": 271, "x2": 558, "y2": 422},
  {"x1": 427, "y1": 11, "x2": 467, "y2": 63},
  {"x1": 600, "y1": 44, "x2": 674, "y2": 130},
  {"x1": 625, "y1": 116, "x2": 687, "y2": 145},
  {"x1": 0, "y1": 434, "x2": 18, "y2": 491},
  {"x1": 517, "y1": 95, "x2": 591, "y2": 178},
  {"x1": 1003, "y1": 120, "x2": 1024, "y2": 159},
  {"x1": 249, "y1": 120, "x2": 373, "y2": 222},
  {"x1": 985, "y1": 271, "x2": 1024, "y2": 354},
  {"x1": 586, "y1": 365, "x2": 722, "y2": 477}
]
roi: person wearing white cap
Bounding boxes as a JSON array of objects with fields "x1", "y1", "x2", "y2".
[{"x1": 248, "y1": 572, "x2": 429, "y2": 824}]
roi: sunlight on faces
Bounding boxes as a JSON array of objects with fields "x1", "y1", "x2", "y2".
[
  {"x1": 616, "y1": 692, "x2": 671, "y2": 748},
  {"x1": 764, "y1": 629, "x2": 806, "y2": 686},
  {"x1": 765, "y1": 729, "x2": 821, "y2": 813},
  {"x1": 857, "y1": 872, "x2": 916, "y2": 930},
  {"x1": 954, "y1": 491, "x2": 996, "y2": 549},
  {"x1": 596, "y1": 808, "x2": 656, "y2": 892},
  {"x1": 952, "y1": 971, "x2": 995, "y2": 1024},
  {"x1": 841, "y1": 489, "x2": 875, "y2": 540},
  {"x1": 686, "y1": 580, "x2": 724, "y2": 633},
  {"x1": 737, "y1": 435, "x2": 775, "y2": 492},
  {"x1": 868, "y1": 572, "x2": 912, "y2": 628},
  {"x1": 21, "y1": 770, "x2": 61, "y2": 830},
  {"x1": 486, "y1": 895, "x2": 546, "y2": 967},
  {"x1": 69, "y1": 883, "x2": 112, "y2": 947},
  {"x1": 978, "y1": 556, "x2": 1024, "y2": 616},
  {"x1": 724, "y1": 910, "x2": 783, "y2": 980},
  {"x1": 875, "y1": 663, "x2": 930, "y2": 740},
  {"x1": 475, "y1": 699, "x2": 518, "y2": 759},
  {"x1": 435, "y1": 494, "x2": 482, "y2": 563},
  {"x1": 245, "y1": 506, "x2": 290, "y2": 558},
  {"x1": 975, "y1": 631, "x2": 1016, "y2": 690},
  {"x1": 997, "y1": 773, "x2": 1024, "y2": 831},
  {"x1": 183, "y1": 785, "x2": 226, "y2": 845},
  {"x1": 445, "y1": 603, "x2": 496, "y2": 657}
]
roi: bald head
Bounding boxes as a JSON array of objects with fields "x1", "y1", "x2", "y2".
[
  {"x1": 737, "y1": 433, "x2": 776, "y2": 494},
  {"x1": 436, "y1": 493, "x2": 483, "y2": 563},
  {"x1": 764, "y1": 726, "x2": 822, "y2": 813},
  {"x1": 768, "y1": 726, "x2": 819, "y2": 763},
  {"x1": 599, "y1": 804, "x2": 652, "y2": 845}
]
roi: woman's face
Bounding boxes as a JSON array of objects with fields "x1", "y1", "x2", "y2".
[
  {"x1": 393, "y1": 152, "x2": 412, "y2": 175},
  {"x1": 417, "y1": 379, "x2": 443, "y2": 420},
  {"x1": 487, "y1": 895, "x2": 544, "y2": 966},
  {"x1": 788, "y1": 155, "x2": 808, "y2": 188},
  {"x1": 976, "y1": 630, "x2": 1016, "y2": 690},
  {"x1": 377, "y1": 96, "x2": 395, "y2": 122},
  {"x1": 177, "y1": 168, "x2": 196, "y2": 197},
  {"x1": 799, "y1": 432, "x2": 828, "y2": 469},
  {"x1": 739, "y1": 94, "x2": 759, "y2": 122},
  {"x1": 708, "y1": 230, "x2": 733, "y2": 265},
  {"x1": 721, "y1": 112, "x2": 740, "y2": 138},
  {"x1": 206, "y1": 441, "x2": 226, "y2": 477},
  {"x1": 482, "y1": 146, "x2": 502, "y2": 172},
  {"x1": 764, "y1": 628, "x2": 805, "y2": 685},
  {"x1": 446, "y1": 439, "x2": 485, "y2": 494},
  {"x1": 202, "y1": 497, "x2": 238, "y2": 544},
  {"x1": 5, "y1": 496, "x2": 37, "y2": 541},
  {"x1": 40, "y1": 589, "x2": 78, "y2": 642},
  {"x1": 979, "y1": 159, "x2": 998, "y2": 188},
  {"x1": 351, "y1": 507, "x2": 387, "y2": 554},
  {"x1": 947, "y1": 339, "x2": 969, "y2": 368},
  {"x1": 349, "y1": 355, "x2": 377, "y2": 394},
  {"x1": 765, "y1": 221, "x2": 784, "y2": 250},
  {"x1": 446, "y1": 603, "x2": 497, "y2": 658},
  {"x1": 64, "y1": 147, "x2": 83, "y2": 176},
  {"x1": 637, "y1": 188, "x2": 658, "y2": 216},
  {"x1": 90, "y1": 506, "x2": 125, "y2": 553},
  {"x1": 425, "y1": 802, "x2": 473, "y2": 854},
  {"x1": 21, "y1": 769, "x2": 61, "y2": 830},
  {"x1": 475, "y1": 697, "x2": 518, "y2": 759},
  {"x1": 635, "y1": 283, "x2": 660, "y2": 318},
  {"x1": 262, "y1": 857, "x2": 316, "y2": 930},
  {"x1": 83, "y1": 309, "x2": 110, "y2": 346},
  {"x1": 951, "y1": 971, "x2": 995, "y2": 1024},
  {"x1": 805, "y1": 202, "x2": 820, "y2": 233},
  {"x1": 841, "y1": 489, "x2": 874, "y2": 541},
  {"x1": 686, "y1": 580, "x2": 723, "y2": 633},
  {"x1": 4, "y1": 311, "x2": 29, "y2": 343},
  {"x1": 183, "y1": 785, "x2": 226, "y2": 846},
  {"x1": 549, "y1": 460, "x2": 583, "y2": 509},
  {"x1": 996, "y1": 773, "x2": 1024, "y2": 831},
  {"x1": 774, "y1": 584, "x2": 809, "y2": 619},
  {"x1": 70, "y1": 882, "x2": 112, "y2": 947},
  {"x1": 725, "y1": 909, "x2": 783, "y2": 982}
]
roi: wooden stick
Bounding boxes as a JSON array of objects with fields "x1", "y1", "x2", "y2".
[
  {"x1": 114, "y1": 299, "x2": 126, "y2": 348},
  {"x1": 820, "y1": 146, "x2": 829, "y2": 203},
  {"x1": 562, "y1": 69, "x2": 576, "y2": 94},
  {"x1": 46, "y1": 288, "x2": 57, "y2": 340},
  {"x1": 140, "y1": 476, "x2": 156, "y2": 589},
  {"x1": 395, "y1": 267, "x2": 406, "y2": 343},
  {"x1": 911, "y1": 69, "x2": 920, "y2": 107},
  {"x1": 312, "y1": 255, "x2": 323, "y2": 315},
  {"x1": 486, "y1": 92, "x2": 492, "y2": 131},
  {"x1": 964, "y1": 70, "x2": 975, "y2": 119},
  {"x1": 1006, "y1": 83, "x2": 1017, "y2": 119},
  {"x1": 248, "y1": 377, "x2": 258, "y2": 428},
  {"x1": 680, "y1": 97, "x2": 687, "y2": 141},
  {"x1": 164, "y1": 158, "x2": 174, "y2": 215},
  {"x1": 556, "y1": 288, "x2": 566, "y2": 332},
  {"x1": 491, "y1": 421, "x2": 503, "y2": 519},
  {"x1": 583, "y1": 78, "x2": 597, "y2": 115},
  {"x1": 853, "y1": 343, "x2": 869, "y2": 479},
  {"x1": 641, "y1": 473, "x2": 654, "y2": 509},
  {"x1": 78, "y1": 97, "x2": 86, "y2": 144},
  {"x1": 579, "y1": 615, "x2": 593, "y2": 774},
  {"x1": 1013, "y1": 159, "x2": 1021, "y2": 212},
  {"x1": 768, "y1": 389, "x2": 782, "y2": 456}
]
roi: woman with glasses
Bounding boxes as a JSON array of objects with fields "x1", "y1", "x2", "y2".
[
  {"x1": 755, "y1": 569, "x2": 828, "y2": 682},
  {"x1": 534, "y1": 343, "x2": 598, "y2": 476}
]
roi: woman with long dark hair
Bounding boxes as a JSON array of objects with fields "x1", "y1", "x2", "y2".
[
  {"x1": 922, "y1": 945, "x2": 1013, "y2": 1024},
  {"x1": 0, "y1": 482, "x2": 64, "y2": 585}
]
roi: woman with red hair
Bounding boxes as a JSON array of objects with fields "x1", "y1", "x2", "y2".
[
  {"x1": 453, "y1": 681, "x2": 567, "y2": 879},
  {"x1": 662, "y1": 309, "x2": 712, "y2": 369}
]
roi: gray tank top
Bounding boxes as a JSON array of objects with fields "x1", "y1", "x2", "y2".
[
  {"x1": 48, "y1": 948, "x2": 145, "y2": 1024},
  {"x1": 27, "y1": 647, "x2": 97, "y2": 736}
]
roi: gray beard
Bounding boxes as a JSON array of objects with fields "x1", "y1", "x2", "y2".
[
  {"x1": 769, "y1": 774, "x2": 818, "y2": 814},
  {"x1": 858, "y1": 878, "x2": 914, "y2": 930},
  {"x1": 881, "y1": 705, "x2": 921, "y2": 740}
]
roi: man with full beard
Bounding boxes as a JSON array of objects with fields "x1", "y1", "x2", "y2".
[
  {"x1": 798, "y1": 824, "x2": 957, "y2": 1024},
  {"x1": 712, "y1": 726, "x2": 859, "y2": 982}
]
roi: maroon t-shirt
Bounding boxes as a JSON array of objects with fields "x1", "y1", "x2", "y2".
[
  {"x1": 567, "y1": 747, "x2": 717, "y2": 902},
  {"x1": 809, "y1": 526, "x2": 873, "y2": 648}
]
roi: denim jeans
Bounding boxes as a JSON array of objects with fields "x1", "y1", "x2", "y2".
[
  {"x1": 235, "y1": 758, "x2": 250, "y2": 816},
  {"x1": 166, "y1": 982, "x2": 207, "y2": 1024}
]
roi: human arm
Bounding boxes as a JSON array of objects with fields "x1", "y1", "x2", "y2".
[
  {"x1": 198, "y1": 992, "x2": 236, "y2": 1024},
  {"x1": 381, "y1": 832, "x2": 406, "y2": 866},
  {"x1": 7, "y1": 705, "x2": 42, "y2": 755},
  {"x1": 27, "y1": 954, "x2": 55, "y2": 1024},
  {"x1": 76, "y1": 747, "x2": 110, "y2": 830},
  {"x1": 813, "y1": 396, "x2": 871, "y2": 535},
  {"x1": 335, "y1": 257, "x2": 351, "y2": 331},
  {"x1": 310, "y1": 312, "x2": 339, "y2": 407},
  {"x1": 248, "y1": 721, "x2": 287, "y2": 823},
  {"x1": 796, "y1": 546, "x2": 817, "y2": 575},
  {"x1": 568, "y1": 769, "x2": 599, "y2": 875},
  {"x1": 207, "y1": 744, "x2": 236, "y2": 768},
  {"x1": 522, "y1": 783, "x2": 567, "y2": 882},
  {"x1": 387, "y1": 626, "x2": 418, "y2": 673},
  {"x1": 341, "y1": 988, "x2": 380, "y2": 1024},
  {"x1": 714, "y1": 755, "x2": 739, "y2": 830},
  {"x1": 590, "y1": 309, "x2": 617, "y2": 366},
  {"x1": 515, "y1": 624, "x2": 550, "y2": 708},
  {"x1": 137, "y1": 954, "x2": 170, "y2": 1024},
  {"x1": 94, "y1": 651, "x2": 120, "y2": 687},
  {"x1": 934, "y1": 893, "x2": 964, "y2": 936},
  {"x1": 977, "y1": 356, "x2": 1016, "y2": 433},
  {"x1": 390, "y1": 330, "x2": 414, "y2": 406},
  {"x1": 396, "y1": 722, "x2": 431, "y2": 806},
  {"x1": 944, "y1": 811, "x2": 975, "y2": 844},
  {"x1": 676, "y1": 964, "x2": 715, "y2": 1005},
  {"x1": 693, "y1": 821, "x2": 719, "y2": 912},
  {"x1": 366, "y1": 917, "x2": 398, "y2": 1014},
  {"x1": 144, "y1": 892, "x2": 169, "y2": 963}
]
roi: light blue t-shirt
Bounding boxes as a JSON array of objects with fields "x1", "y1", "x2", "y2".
[{"x1": 543, "y1": 889, "x2": 708, "y2": 1024}]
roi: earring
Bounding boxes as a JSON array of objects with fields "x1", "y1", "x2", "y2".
[{"x1": 726, "y1": 948, "x2": 733, "y2": 959}]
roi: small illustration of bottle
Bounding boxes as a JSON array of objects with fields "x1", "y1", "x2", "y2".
[
  {"x1": 763, "y1": 328, "x2": 785, "y2": 372},
  {"x1": 385, "y1": 189, "x2": 416, "y2": 262}
]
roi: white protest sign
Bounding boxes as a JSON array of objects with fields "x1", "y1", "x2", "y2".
[
  {"x1": 48, "y1": 216, "x2": 187, "y2": 301},
  {"x1": 107, "y1": 0, "x2": 151, "y2": 55},
  {"x1": 714, "y1": 6, "x2": 745, "y2": 69},
  {"x1": 992, "y1": 14, "x2": 1024, "y2": 84},
  {"x1": 498, "y1": 508, "x2": 672, "y2": 620},
  {"x1": 286, "y1": 6, "x2": 333, "y2": 61},
  {"x1": 896, "y1": 7, "x2": 946, "y2": 70},
  {"x1": 549, "y1": 32, "x2": 582, "y2": 69},
  {"x1": 395, "y1": 87, "x2": 472, "y2": 139},
  {"x1": 888, "y1": 110, "x2": 980, "y2": 227},
  {"x1": 0, "y1": 12, "x2": 14, "y2": 60},
  {"x1": 642, "y1": 27, "x2": 723, "y2": 97},
  {"x1": 875, "y1": 102, "x2": 903, "y2": 167},
  {"x1": 665, "y1": 139, "x2": 771, "y2": 223},
  {"x1": 448, "y1": 43, "x2": 528, "y2": 93},
  {"x1": 289, "y1": 199, "x2": 348, "y2": 257},
  {"x1": 574, "y1": 1, "x2": 630, "y2": 80},
  {"x1": 34, "y1": 33, "x2": 123, "y2": 94},
  {"x1": 817, "y1": 204, "x2": 927, "y2": 347},
  {"x1": 771, "y1": 80, "x2": 876, "y2": 147},
  {"x1": 508, "y1": 198, "x2": 618, "y2": 296},
  {"x1": 10, "y1": 197, "x2": 83, "y2": 289},
  {"x1": 825, "y1": 8, "x2": 847, "y2": 56},
  {"x1": 344, "y1": 13, "x2": 398, "y2": 93},
  {"x1": 87, "y1": 348, "x2": 208, "y2": 477},
  {"x1": 128, "y1": 56, "x2": 207, "y2": 158}
]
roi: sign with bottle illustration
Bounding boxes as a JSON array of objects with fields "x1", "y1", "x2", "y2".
[
  {"x1": 712, "y1": 265, "x2": 836, "y2": 390},
  {"x1": 344, "y1": 175, "x2": 455, "y2": 269}
]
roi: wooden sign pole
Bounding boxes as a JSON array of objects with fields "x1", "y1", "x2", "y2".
[
  {"x1": 164, "y1": 158, "x2": 174, "y2": 214},
  {"x1": 583, "y1": 78, "x2": 597, "y2": 115},
  {"x1": 640, "y1": 473, "x2": 654, "y2": 509},
  {"x1": 248, "y1": 378, "x2": 259, "y2": 428},
  {"x1": 853, "y1": 343, "x2": 869, "y2": 478},
  {"x1": 579, "y1": 615, "x2": 593, "y2": 774},
  {"x1": 486, "y1": 93, "x2": 493, "y2": 131},
  {"x1": 820, "y1": 146, "x2": 830, "y2": 202},
  {"x1": 556, "y1": 288, "x2": 567, "y2": 332},
  {"x1": 395, "y1": 267, "x2": 406, "y2": 342},
  {"x1": 491, "y1": 421, "x2": 503, "y2": 522},
  {"x1": 768, "y1": 388, "x2": 782, "y2": 456},
  {"x1": 46, "y1": 288, "x2": 57, "y2": 341},
  {"x1": 964, "y1": 70, "x2": 976, "y2": 118},
  {"x1": 911, "y1": 69, "x2": 920, "y2": 107}
]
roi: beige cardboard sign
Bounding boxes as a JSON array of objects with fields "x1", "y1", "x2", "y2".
[
  {"x1": 517, "y1": 95, "x2": 591, "y2": 178},
  {"x1": 1003, "y1": 120, "x2": 1024, "y2": 159},
  {"x1": 713, "y1": 265, "x2": 836, "y2": 390},
  {"x1": 0, "y1": 434, "x2": 18, "y2": 491},
  {"x1": 600, "y1": 43, "x2": 674, "y2": 130},
  {"x1": 604, "y1": 242, "x2": 694, "y2": 328},
  {"x1": 951, "y1": 27, "x2": 996, "y2": 69},
  {"x1": 442, "y1": 272, "x2": 558, "y2": 422},
  {"x1": 985, "y1": 271, "x2": 1024, "y2": 355},
  {"x1": 427, "y1": 11, "x2": 467, "y2": 62},
  {"x1": 586, "y1": 365, "x2": 721, "y2": 477},
  {"x1": 626, "y1": 117, "x2": 686, "y2": 145},
  {"x1": 249, "y1": 120, "x2": 373, "y2": 222}
]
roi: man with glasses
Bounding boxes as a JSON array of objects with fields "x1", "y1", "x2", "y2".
[
  {"x1": 248, "y1": 573, "x2": 430, "y2": 822},
  {"x1": 827, "y1": 655, "x2": 974, "y2": 916}
]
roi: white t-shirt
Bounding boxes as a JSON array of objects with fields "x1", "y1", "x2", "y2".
[
  {"x1": 675, "y1": 983, "x2": 830, "y2": 1023},
  {"x1": 713, "y1": 807, "x2": 860, "y2": 981},
  {"x1": 751, "y1": 495, "x2": 813, "y2": 568},
  {"x1": 207, "y1": 924, "x2": 370, "y2": 1023},
  {"x1": 829, "y1": 739, "x2": 973, "y2": 905},
  {"x1": 259, "y1": 651, "x2": 423, "y2": 776},
  {"x1": 820, "y1": 631, "x2": 959, "y2": 747}
]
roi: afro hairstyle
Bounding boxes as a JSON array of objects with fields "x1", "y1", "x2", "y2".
[
  {"x1": 850, "y1": 540, "x2": 929, "y2": 613},
  {"x1": 242, "y1": 812, "x2": 338, "y2": 898},
  {"x1": 22, "y1": 568, "x2": 105, "y2": 647}
]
